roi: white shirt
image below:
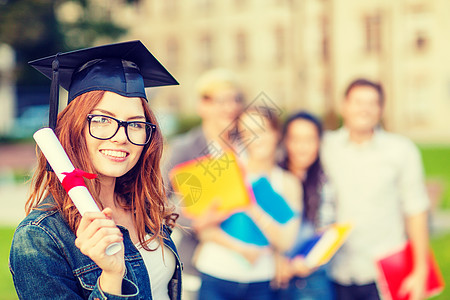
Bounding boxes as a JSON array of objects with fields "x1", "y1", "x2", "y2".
[
  {"x1": 136, "y1": 238, "x2": 176, "y2": 300},
  {"x1": 321, "y1": 128, "x2": 429, "y2": 284}
]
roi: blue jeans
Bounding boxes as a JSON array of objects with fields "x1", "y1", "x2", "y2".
[
  {"x1": 198, "y1": 273, "x2": 275, "y2": 300},
  {"x1": 275, "y1": 268, "x2": 335, "y2": 300},
  {"x1": 333, "y1": 281, "x2": 380, "y2": 300}
]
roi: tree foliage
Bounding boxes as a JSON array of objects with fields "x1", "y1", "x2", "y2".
[{"x1": 0, "y1": 0, "x2": 127, "y2": 86}]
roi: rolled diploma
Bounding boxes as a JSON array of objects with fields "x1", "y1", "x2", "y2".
[{"x1": 33, "y1": 128, "x2": 121, "y2": 255}]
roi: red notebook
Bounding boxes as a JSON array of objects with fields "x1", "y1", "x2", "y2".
[{"x1": 376, "y1": 241, "x2": 445, "y2": 300}]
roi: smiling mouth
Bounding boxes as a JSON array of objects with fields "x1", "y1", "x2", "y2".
[{"x1": 100, "y1": 150, "x2": 128, "y2": 158}]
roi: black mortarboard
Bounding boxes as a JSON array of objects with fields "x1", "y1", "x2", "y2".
[{"x1": 29, "y1": 40, "x2": 178, "y2": 130}]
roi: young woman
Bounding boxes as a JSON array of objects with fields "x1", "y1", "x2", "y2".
[
  {"x1": 9, "y1": 41, "x2": 182, "y2": 299},
  {"x1": 276, "y1": 111, "x2": 335, "y2": 300},
  {"x1": 193, "y1": 107, "x2": 302, "y2": 300}
]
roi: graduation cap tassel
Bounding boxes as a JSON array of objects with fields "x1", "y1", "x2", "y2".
[
  {"x1": 46, "y1": 53, "x2": 60, "y2": 172},
  {"x1": 48, "y1": 54, "x2": 60, "y2": 130}
]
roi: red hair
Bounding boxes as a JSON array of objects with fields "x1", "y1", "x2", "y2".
[{"x1": 26, "y1": 91, "x2": 176, "y2": 250}]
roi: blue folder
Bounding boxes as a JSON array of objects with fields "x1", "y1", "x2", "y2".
[
  {"x1": 252, "y1": 177, "x2": 295, "y2": 224},
  {"x1": 220, "y1": 212, "x2": 269, "y2": 246},
  {"x1": 287, "y1": 233, "x2": 322, "y2": 258},
  {"x1": 220, "y1": 176, "x2": 296, "y2": 245}
]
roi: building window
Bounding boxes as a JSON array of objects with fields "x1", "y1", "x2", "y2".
[
  {"x1": 321, "y1": 15, "x2": 329, "y2": 62},
  {"x1": 234, "y1": 0, "x2": 246, "y2": 9},
  {"x1": 166, "y1": 38, "x2": 179, "y2": 70},
  {"x1": 407, "y1": 76, "x2": 429, "y2": 127},
  {"x1": 199, "y1": 34, "x2": 213, "y2": 69},
  {"x1": 406, "y1": 4, "x2": 431, "y2": 54},
  {"x1": 274, "y1": 25, "x2": 285, "y2": 65},
  {"x1": 236, "y1": 31, "x2": 247, "y2": 65},
  {"x1": 414, "y1": 31, "x2": 428, "y2": 52},
  {"x1": 364, "y1": 13, "x2": 381, "y2": 54}
]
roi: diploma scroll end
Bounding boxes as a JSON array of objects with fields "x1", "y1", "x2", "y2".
[{"x1": 105, "y1": 242, "x2": 122, "y2": 255}]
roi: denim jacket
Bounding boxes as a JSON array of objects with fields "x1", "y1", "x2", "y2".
[{"x1": 9, "y1": 198, "x2": 182, "y2": 300}]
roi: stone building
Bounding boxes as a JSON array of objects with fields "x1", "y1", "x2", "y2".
[{"x1": 68, "y1": 0, "x2": 450, "y2": 142}]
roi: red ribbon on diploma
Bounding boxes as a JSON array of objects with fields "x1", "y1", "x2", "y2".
[{"x1": 61, "y1": 169, "x2": 97, "y2": 193}]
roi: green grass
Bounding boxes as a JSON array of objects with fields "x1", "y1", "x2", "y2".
[
  {"x1": 0, "y1": 227, "x2": 17, "y2": 300},
  {"x1": 430, "y1": 232, "x2": 450, "y2": 299},
  {"x1": 419, "y1": 146, "x2": 450, "y2": 209}
]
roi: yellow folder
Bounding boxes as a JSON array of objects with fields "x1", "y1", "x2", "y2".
[
  {"x1": 305, "y1": 223, "x2": 352, "y2": 267},
  {"x1": 169, "y1": 151, "x2": 252, "y2": 218}
]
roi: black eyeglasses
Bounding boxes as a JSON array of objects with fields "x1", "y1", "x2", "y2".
[{"x1": 87, "y1": 114, "x2": 156, "y2": 146}]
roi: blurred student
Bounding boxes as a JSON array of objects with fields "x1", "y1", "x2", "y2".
[
  {"x1": 194, "y1": 107, "x2": 301, "y2": 300},
  {"x1": 274, "y1": 111, "x2": 335, "y2": 300},
  {"x1": 163, "y1": 69, "x2": 244, "y2": 298},
  {"x1": 321, "y1": 79, "x2": 430, "y2": 300}
]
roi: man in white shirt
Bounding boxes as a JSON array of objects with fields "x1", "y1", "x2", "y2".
[{"x1": 321, "y1": 79, "x2": 430, "y2": 300}]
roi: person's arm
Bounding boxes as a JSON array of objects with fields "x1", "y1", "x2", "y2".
[
  {"x1": 272, "y1": 252, "x2": 293, "y2": 289},
  {"x1": 272, "y1": 253, "x2": 316, "y2": 289},
  {"x1": 247, "y1": 174, "x2": 302, "y2": 252},
  {"x1": 397, "y1": 140, "x2": 431, "y2": 300},
  {"x1": 75, "y1": 208, "x2": 127, "y2": 297},
  {"x1": 246, "y1": 205, "x2": 299, "y2": 252},
  {"x1": 9, "y1": 211, "x2": 138, "y2": 299},
  {"x1": 398, "y1": 211, "x2": 429, "y2": 300}
]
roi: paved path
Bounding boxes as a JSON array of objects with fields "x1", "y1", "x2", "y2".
[
  {"x1": 0, "y1": 183, "x2": 28, "y2": 227},
  {"x1": 0, "y1": 143, "x2": 36, "y2": 226},
  {"x1": 0, "y1": 143, "x2": 36, "y2": 172}
]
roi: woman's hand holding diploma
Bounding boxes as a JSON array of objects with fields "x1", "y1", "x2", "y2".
[{"x1": 75, "y1": 208, "x2": 125, "y2": 296}]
